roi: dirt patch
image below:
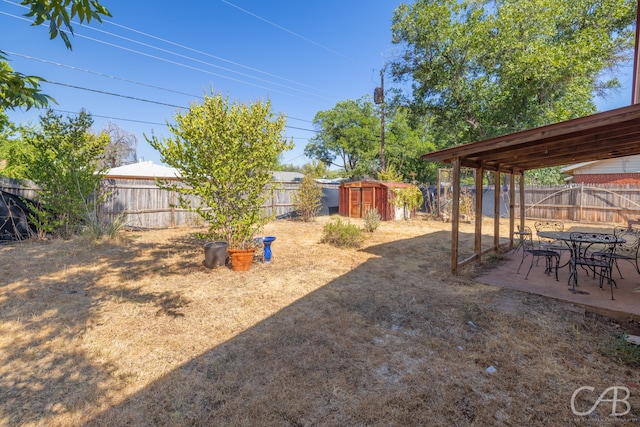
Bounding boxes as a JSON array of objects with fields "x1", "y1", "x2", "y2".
[{"x1": 1, "y1": 216, "x2": 639, "y2": 426}]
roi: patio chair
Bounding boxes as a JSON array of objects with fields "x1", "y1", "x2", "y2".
[
  {"x1": 568, "y1": 232, "x2": 618, "y2": 300},
  {"x1": 534, "y1": 220, "x2": 571, "y2": 256},
  {"x1": 593, "y1": 227, "x2": 640, "y2": 279},
  {"x1": 511, "y1": 224, "x2": 532, "y2": 254},
  {"x1": 517, "y1": 232, "x2": 560, "y2": 281}
]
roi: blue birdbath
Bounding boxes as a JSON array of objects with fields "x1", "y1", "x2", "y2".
[{"x1": 262, "y1": 236, "x2": 276, "y2": 263}]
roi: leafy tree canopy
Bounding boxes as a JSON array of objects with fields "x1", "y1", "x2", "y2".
[
  {"x1": 305, "y1": 95, "x2": 436, "y2": 182},
  {"x1": 148, "y1": 89, "x2": 293, "y2": 248},
  {"x1": 390, "y1": 0, "x2": 636, "y2": 151},
  {"x1": 1, "y1": 0, "x2": 111, "y2": 110},
  {"x1": 20, "y1": 109, "x2": 109, "y2": 237},
  {"x1": 305, "y1": 96, "x2": 380, "y2": 179}
]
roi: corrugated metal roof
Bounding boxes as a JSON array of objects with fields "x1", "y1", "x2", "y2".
[
  {"x1": 106, "y1": 162, "x2": 306, "y2": 182},
  {"x1": 105, "y1": 161, "x2": 180, "y2": 178},
  {"x1": 272, "y1": 171, "x2": 304, "y2": 182}
]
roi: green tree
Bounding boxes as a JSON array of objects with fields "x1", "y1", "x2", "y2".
[
  {"x1": 383, "y1": 106, "x2": 436, "y2": 183},
  {"x1": 0, "y1": 115, "x2": 35, "y2": 179},
  {"x1": 300, "y1": 160, "x2": 328, "y2": 178},
  {"x1": 291, "y1": 173, "x2": 323, "y2": 222},
  {"x1": 305, "y1": 96, "x2": 380, "y2": 179},
  {"x1": 21, "y1": 110, "x2": 108, "y2": 237},
  {"x1": 1, "y1": 0, "x2": 111, "y2": 110},
  {"x1": 147, "y1": 90, "x2": 293, "y2": 249},
  {"x1": 390, "y1": 0, "x2": 636, "y2": 150}
]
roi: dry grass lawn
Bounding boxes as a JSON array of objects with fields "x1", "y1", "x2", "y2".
[{"x1": 1, "y1": 215, "x2": 640, "y2": 426}]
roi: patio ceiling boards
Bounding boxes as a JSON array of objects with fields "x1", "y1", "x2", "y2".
[{"x1": 421, "y1": 103, "x2": 640, "y2": 173}]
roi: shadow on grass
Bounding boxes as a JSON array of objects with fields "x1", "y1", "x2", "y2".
[
  {"x1": 80, "y1": 230, "x2": 637, "y2": 426},
  {"x1": 4, "y1": 227, "x2": 637, "y2": 425}
]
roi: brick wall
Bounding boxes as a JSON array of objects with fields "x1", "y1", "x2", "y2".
[{"x1": 573, "y1": 173, "x2": 640, "y2": 184}]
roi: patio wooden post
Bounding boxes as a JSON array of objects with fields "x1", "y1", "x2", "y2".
[
  {"x1": 509, "y1": 173, "x2": 515, "y2": 248},
  {"x1": 475, "y1": 167, "x2": 483, "y2": 261},
  {"x1": 494, "y1": 171, "x2": 501, "y2": 250},
  {"x1": 451, "y1": 157, "x2": 461, "y2": 275},
  {"x1": 519, "y1": 171, "x2": 525, "y2": 229}
]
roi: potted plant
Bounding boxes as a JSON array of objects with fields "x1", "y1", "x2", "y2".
[{"x1": 147, "y1": 88, "x2": 293, "y2": 271}]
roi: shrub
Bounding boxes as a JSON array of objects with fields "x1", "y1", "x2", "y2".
[
  {"x1": 321, "y1": 218, "x2": 364, "y2": 248},
  {"x1": 292, "y1": 173, "x2": 322, "y2": 222},
  {"x1": 81, "y1": 212, "x2": 127, "y2": 241},
  {"x1": 391, "y1": 185, "x2": 423, "y2": 220},
  {"x1": 21, "y1": 110, "x2": 109, "y2": 238},
  {"x1": 363, "y1": 207, "x2": 381, "y2": 232}
]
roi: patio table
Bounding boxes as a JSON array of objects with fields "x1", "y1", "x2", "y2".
[{"x1": 538, "y1": 231, "x2": 625, "y2": 298}]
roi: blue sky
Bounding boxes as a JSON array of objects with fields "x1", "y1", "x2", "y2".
[{"x1": 1, "y1": 0, "x2": 635, "y2": 167}]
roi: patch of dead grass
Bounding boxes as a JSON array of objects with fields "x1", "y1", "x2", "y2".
[{"x1": 1, "y1": 216, "x2": 639, "y2": 426}]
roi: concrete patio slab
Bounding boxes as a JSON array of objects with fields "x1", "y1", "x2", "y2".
[{"x1": 475, "y1": 248, "x2": 640, "y2": 321}]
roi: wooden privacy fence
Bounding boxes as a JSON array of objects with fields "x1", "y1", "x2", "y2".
[
  {"x1": 515, "y1": 184, "x2": 640, "y2": 224},
  {"x1": 1, "y1": 178, "x2": 338, "y2": 229},
  {"x1": 99, "y1": 179, "x2": 306, "y2": 229}
]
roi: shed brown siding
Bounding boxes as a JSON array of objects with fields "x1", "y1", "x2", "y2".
[{"x1": 338, "y1": 181, "x2": 417, "y2": 221}]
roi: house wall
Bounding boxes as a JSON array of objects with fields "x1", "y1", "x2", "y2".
[
  {"x1": 570, "y1": 155, "x2": 640, "y2": 184},
  {"x1": 573, "y1": 173, "x2": 640, "y2": 184}
]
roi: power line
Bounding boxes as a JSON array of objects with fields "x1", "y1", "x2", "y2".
[
  {"x1": 5, "y1": 51, "x2": 205, "y2": 100},
  {"x1": 46, "y1": 81, "x2": 187, "y2": 109},
  {"x1": 7, "y1": 51, "x2": 317, "y2": 125},
  {"x1": 221, "y1": 0, "x2": 356, "y2": 63},
  {"x1": 52, "y1": 109, "x2": 168, "y2": 126},
  {"x1": 1, "y1": 7, "x2": 334, "y2": 102},
  {"x1": 102, "y1": 20, "x2": 335, "y2": 96}
]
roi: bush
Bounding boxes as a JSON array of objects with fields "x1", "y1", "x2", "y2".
[
  {"x1": 321, "y1": 218, "x2": 364, "y2": 248},
  {"x1": 292, "y1": 173, "x2": 322, "y2": 222},
  {"x1": 81, "y1": 213, "x2": 127, "y2": 241},
  {"x1": 363, "y1": 207, "x2": 381, "y2": 232}
]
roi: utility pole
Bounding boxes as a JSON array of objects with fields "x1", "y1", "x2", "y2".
[{"x1": 374, "y1": 72, "x2": 385, "y2": 172}]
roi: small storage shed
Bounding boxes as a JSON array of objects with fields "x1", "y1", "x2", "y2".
[{"x1": 338, "y1": 180, "x2": 418, "y2": 221}]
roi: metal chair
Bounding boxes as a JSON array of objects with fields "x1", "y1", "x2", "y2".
[
  {"x1": 517, "y1": 232, "x2": 560, "y2": 281},
  {"x1": 511, "y1": 224, "x2": 532, "y2": 254},
  {"x1": 594, "y1": 227, "x2": 640, "y2": 279},
  {"x1": 568, "y1": 232, "x2": 618, "y2": 300},
  {"x1": 534, "y1": 220, "x2": 570, "y2": 256}
]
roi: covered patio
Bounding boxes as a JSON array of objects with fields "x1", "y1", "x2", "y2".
[
  {"x1": 421, "y1": 103, "x2": 640, "y2": 276},
  {"x1": 475, "y1": 228, "x2": 640, "y2": 321}
]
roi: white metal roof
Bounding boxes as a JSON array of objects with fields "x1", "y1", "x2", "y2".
[{"x1": 105, "y1": 161, "x2": 180, "y2": 179}]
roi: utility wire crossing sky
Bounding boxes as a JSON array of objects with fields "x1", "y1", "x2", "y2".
[{"x1": 1, "y1": 0, "x2": 633, "y2": 166}]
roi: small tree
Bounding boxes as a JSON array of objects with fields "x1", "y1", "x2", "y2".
[
  {"x1": 292, "y1": 173, "x2": 322, "y2": 222},
  {"x1": 20, "y1": 110, "x2": 108, "y2": 237},
  {"x1": 391, "y1": 185, "x2": 423, "y2": 220},
  {"x1": 147, "y1": 89, "x2": 293, "y2": 248}
]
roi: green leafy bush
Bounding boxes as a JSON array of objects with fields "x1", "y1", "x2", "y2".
[
  {"x1": 321, "y1": 218, "x2": 364, "y2": 248},
  {"x1": 292, "y1": 173, "x2": 322, "y2": 222},
  {"x1": 20, "y1": 110, "x2": 109, "y2": 238},
  {"x1": 363, "y1": 207, "x2": 381, "y2": 232}
]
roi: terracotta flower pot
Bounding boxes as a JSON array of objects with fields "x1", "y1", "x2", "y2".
[{"x1": 228, "y1": 248, "x2": 255, "y2": 272}]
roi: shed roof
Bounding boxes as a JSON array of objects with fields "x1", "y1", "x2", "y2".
[
  {"x1": 420, "y1": 104, "x2": 640, "y2": 173},
  {"x1": 340, "y1": 180, "x2": 416, "y2": 189},
  {"x1": 105, "y1": 161, "x2": 180, "y2": 179}
]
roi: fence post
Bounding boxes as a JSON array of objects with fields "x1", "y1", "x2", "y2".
[{"x1": 579, "y1": 183, "x2": 584, "y2": 222}]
